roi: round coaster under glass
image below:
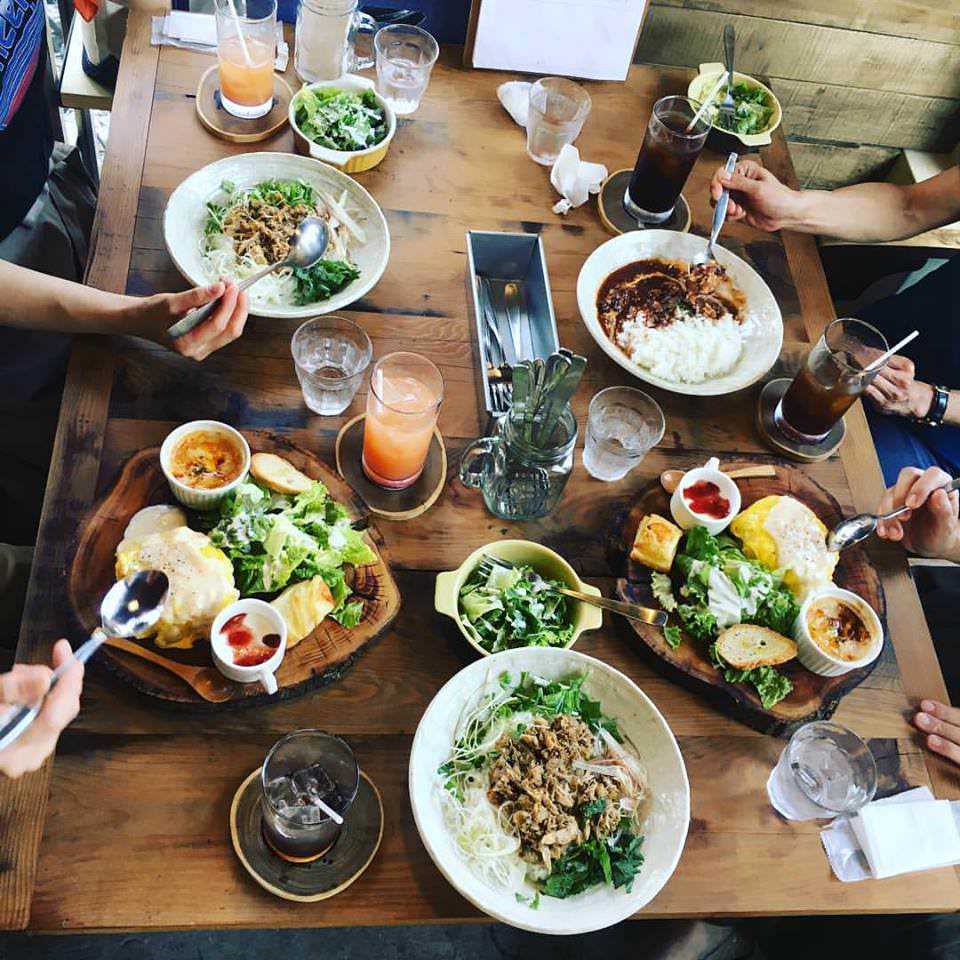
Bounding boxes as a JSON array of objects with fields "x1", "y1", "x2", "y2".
[
  {"x1": 756, "y1": 378, "x2": 845, "y2": 463},
  {"x1": 230, "y1": 767, "x2": 383, "y2": 902},
  {"x1": 598, "y1": 169, "x2": 692, "y2": 235},
  {"x1": 335, "y1": 414, "x2": 446, "y2": 521},
  {"x1": 196, "y1": 65, "x2": 293, "y2": 144}
]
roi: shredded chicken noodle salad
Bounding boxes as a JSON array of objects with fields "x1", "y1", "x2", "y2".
[
  {"x1": 437, "y1": 672, "x2": 648, "y2": 903},
  {"x1": 200, "y1": 178, "x2": 365, "y2": 307}
]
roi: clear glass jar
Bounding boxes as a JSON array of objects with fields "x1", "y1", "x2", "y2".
[
  {"x1": 460, "y1": 406, "x2": 577, "y2": 521},
  {"x1": 294, "y1": 0, "x2": 376, "y2": 83}
]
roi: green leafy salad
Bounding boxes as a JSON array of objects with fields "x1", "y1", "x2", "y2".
[
  {"x1": 458, "y1": 562, "x2": 574, "y2": 653},
  {"x1": 294, "y1": 87, "x2": 388, "y2": 152},
  {"x1": 713, "y1": 82, "x2": 775, "y2": 136},
  {"x1": 202, "y1": 178, "x2": 361, "y2": 307},
  {"x1": 438, "y1": 672, "x2": 647, "y2": 901},
  {"x1": 652, "y1": 527, "x2": 799, "y2": 709},
  {"x1": 201, "y1": 478, "x2": 375, "y2": 627}
]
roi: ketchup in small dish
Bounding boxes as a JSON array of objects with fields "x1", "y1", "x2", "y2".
[
  {"x1": 221, "y1": 612, "x2": 282, "y2": 667},
  {"x1": 682, "y1": 480, "x2": 731, "y2": 520}
]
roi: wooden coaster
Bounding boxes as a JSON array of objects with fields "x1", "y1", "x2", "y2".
[
  {"x1": 230, "y1": 767, "x2": 383, "y2": 902},
  {"x1": 196, "y1": 65, "x2": 293, "y2": 144},
  {"x1": 598, "y1": 169, "x2": 692, "y2": 235},
  {"x1": 335, "y1": 414, "x2": 447, "y2": 521},
  {"x1": 756, "y1": 378, "x2": 845, "y2": 463}
]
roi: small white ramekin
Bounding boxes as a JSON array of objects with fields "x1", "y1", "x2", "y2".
[
  {"x1": 793, "y1": 587, "x2": 883, "y2": 677},
  {"x1": 669, "y1": 457, "x2": 741, "y2": 535},
  {"x1": 211, "y1": 598, "x2": 287, "y2": 695},
  {"x1": 159, "y1": 420, "x2": 251, "y2": 511}
]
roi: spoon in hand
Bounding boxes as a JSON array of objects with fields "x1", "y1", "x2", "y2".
[
  {"x1": 827, "y1": 476, "x2": 960, "y2": 552},
  {"x1": 167, "y1": 216, "x2": 330, "y2": 339}
]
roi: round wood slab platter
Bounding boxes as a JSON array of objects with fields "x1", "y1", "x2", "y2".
[
  {"x1": 610, "y1": 462, "x2": 887, "y2": 737},
  {"x1": 68, "y1": 431, "x2": 401, "y2": 708}
]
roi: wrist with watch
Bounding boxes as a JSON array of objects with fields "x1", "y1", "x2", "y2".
[{"x1": 917, "y1": 384, "x2": 950, "y2": 427}]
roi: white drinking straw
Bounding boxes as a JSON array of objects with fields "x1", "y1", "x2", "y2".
[
  {"x1": 864, "y1": 329, "x2": 920, "y2": 372},
  {"x1": 226, "y1": 0, "x2": 254, "y2": 65},
  {"x1": 686, "y1": 71, "x2": 728, "y2": 132}
]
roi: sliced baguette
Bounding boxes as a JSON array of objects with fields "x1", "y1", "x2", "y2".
[
  {"x1": 716, "y1": 624, "x2": 797, "y2": 670},
  {"x1": 250, "y1": 452, "x2": 314, "y2": 494}
]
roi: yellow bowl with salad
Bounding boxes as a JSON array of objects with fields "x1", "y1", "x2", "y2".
[
  {"x1": 290, "y1": 75, "x2": 396, "y2": 173},
  {"x1": 687, "y1": 62, "x2": 781, "y2": 148},
  {"x1": 435, "y1": 540, "x2": 603, "y2": 658}
]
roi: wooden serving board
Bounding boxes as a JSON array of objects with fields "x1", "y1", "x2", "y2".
[
  {"x1": 611, "y1": 462, "x2": 886, "y2": 736},
  {"x1": 69, "y1": 431, "x2": 401, "y2": 708}
]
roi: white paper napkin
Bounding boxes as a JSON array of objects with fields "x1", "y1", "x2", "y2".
[
  {"x1": 766, "y1": 761, "x2": 835, "y2": 821},
  {"x1": 549, "y1": 144, "x2": 607, "y2": 215},
  {"x1": 151, "y1": 12, "x2": 288, "y2": 71},
  {"x1": 496, "y1": 81, "x2": 531, "y2": 127}
]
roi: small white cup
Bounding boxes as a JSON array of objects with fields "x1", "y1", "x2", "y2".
[
  {"x1": 211, "y1": 599, "x2": 287, "y2": 695},
  {"x1": 159, "y1": 420, "x2": 251, "y2": 511},
  {"x1": 669, "y1": 457, "x2": 741, "y2": 535},
  {"x1": 793, "y1": 587, "x2": 882, "y2": 677}
]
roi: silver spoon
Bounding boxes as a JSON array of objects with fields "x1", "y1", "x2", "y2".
[
  {"x1": 167, "y1": 216, "x2": 330, "y2": 339},
  {"x1": 827, "y1": 477, "x2": 960, "y2": 552},
  {"x1": 702, "y1": 151, "x2": 738, "y2": 263},
  {"x1": 0, "y1": 571, "x2": 169, "y2": 753}
]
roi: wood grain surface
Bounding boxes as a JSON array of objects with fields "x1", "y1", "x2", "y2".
[
  {"x1": 613, "y1": 464, "x2": 885, "y2": 734},
  {"x1": 4, "y1": 38, "x2": 959, "y2": 932}
]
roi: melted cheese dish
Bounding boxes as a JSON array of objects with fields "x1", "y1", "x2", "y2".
[
  {"x1": 806, "y1": 595, "x2": 875, "y2": 662},
  {"x1": 169, "y1": 429, "x2": 245, "y2": 490}
]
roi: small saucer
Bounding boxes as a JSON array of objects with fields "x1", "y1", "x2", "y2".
[
  {"x1": 756, "y1": 378, "x2": 845, "y2": 463},
  {"x1": 335, "y1": 414, "x2": 447, "y2": 521},
  {"x1": 598, "y1": 169, "x2": 692, "y2": 235},
  {"x1": 230, "y1": 767, "x2": 383, "y2": 902},
  {"x1": 196, "y1": 65, "x2": 293, "y2": 144}
]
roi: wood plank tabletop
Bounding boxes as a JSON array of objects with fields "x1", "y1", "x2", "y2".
[{"x1": 3, "y1": 16, "x2": 960, "y2": 931}]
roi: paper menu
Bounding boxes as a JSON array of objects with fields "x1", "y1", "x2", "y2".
[{"x1": 470, "y1": 0, "x2": 650, "y2": 82}]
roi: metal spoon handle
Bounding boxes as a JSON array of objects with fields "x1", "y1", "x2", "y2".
[
  {"x1": 709, "y1": 152, "x2": 739, "y2": 257},
  {"x1": 556, "y1": 587, "x2": 668, "y2": 627}
]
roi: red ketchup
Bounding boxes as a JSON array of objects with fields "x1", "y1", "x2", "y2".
[
  {"x1": 221, "y1": 613, "x2": 279, "y2": 667},
  {"x1": 682, "y1": 480, "x2": 730, "y2": 520}
]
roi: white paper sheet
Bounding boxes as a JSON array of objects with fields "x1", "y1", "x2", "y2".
[{"x1": 472, "y1": 0, "x2": 649, "y2": 82}]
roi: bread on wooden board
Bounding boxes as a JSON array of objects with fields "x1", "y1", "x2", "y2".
[
  {"x1": 716, "y1": 623, "x2": 798, "y2": 670},
  {"x1": 250, "y1": 452, "x2": 314, "y2": 494},
  {"x1": 631, "y1": 513, "x2": 682, "y2": 573}
]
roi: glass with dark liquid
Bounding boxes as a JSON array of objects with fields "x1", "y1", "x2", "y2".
[
  {"x1": 624, "y1": 96, "x2": 710, "y2": 224},
  {"x1": 260, "y1": 730, "x2": 360, "y2": 862},
  {"x1": 775, "y1": 318, "x2": 889, "y2": 443}
]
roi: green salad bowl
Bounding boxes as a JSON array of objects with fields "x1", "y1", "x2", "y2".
[{"x1": 434, "y1": 539, "x2": 603, "y2": 657}]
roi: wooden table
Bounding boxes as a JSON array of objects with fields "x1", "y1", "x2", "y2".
[{"x1": 2, "y1": 12, "x2": 959, "y2": 932}]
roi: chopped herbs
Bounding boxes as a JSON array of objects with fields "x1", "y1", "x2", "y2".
[{"x1": 541, "y1": 824, "x2": 645, "y2": 899}]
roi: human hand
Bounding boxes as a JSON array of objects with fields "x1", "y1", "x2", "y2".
[
  {"x1": 864, "y1": 355, "x2": 934, "y2": 419},
  {"x1": 876, "y1": 466, "x2": 960, "y2": 561},
  {"x1": 709, "y1": 159, "x2": 801, "y2": 232},
  {"x1": 132, "y1": 280, "x2": 249, "y2": 361},
  {"x1": 914, "y1": 700, "x2": 960, "y2": 767},
  {"x1": 0, "y1": 640, "x2": 83, "y2": 779}
]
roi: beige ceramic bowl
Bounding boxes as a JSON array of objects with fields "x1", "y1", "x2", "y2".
[
  {"x1": 793, "y1": 586, "x2": 883, "y2": 677},
  {"x1": 687, "y1": 62, "x2": 782, "y2": 148}
]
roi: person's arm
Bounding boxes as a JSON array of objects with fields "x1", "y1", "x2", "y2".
[
  {"x1": 863, "y1": 355, "x2": 960, "y2": 426},
  {"x1": 710, "y1": 161, "x2": 960, "y2": 243},
  {"x1": 0, "y1": 261, "x2": 249, "y2": 361},
  {"x1": 876, "y1": 466, "x2": 960, "y2": 562},
  {"x1": 914, "y1": 700, "x2": 960, "y2": 767}
]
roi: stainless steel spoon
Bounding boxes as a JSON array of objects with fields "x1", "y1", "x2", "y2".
[
  {"x1": 167, "y1": 216, "x2": 330, "y2": 339},
  {"x1": 0, "y1": 571, "x2": 169, "y2": 753},
  {"x1": 702, "y1": 151, "x2": 738, "y2": 263},
  {"x1": 827, "y1": 476, "x2": 960, "y2": 552}
]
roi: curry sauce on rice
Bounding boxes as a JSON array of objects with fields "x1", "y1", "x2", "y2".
[{"x1": 596, "y1": 258, "x2": 750, "y2": 384}]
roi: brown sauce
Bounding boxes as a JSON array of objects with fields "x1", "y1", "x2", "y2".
[
  {"x1": 806, "y1": 597, "x2": 874, "y2": 662},
  {"x1": 170, "y1": 429, "x2": 245, "y2": 490}
]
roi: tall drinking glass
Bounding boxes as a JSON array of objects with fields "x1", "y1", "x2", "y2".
[
  {"x1": 775, "y1": 318, "x2": 889, "y2": 443},
  {"x1": 260, "y1": 730, "x2": 360, "y2": 861},
  {"x1": 215, "y1": 0, "x2": 276, "y2": 120},
  {"x1": 583, "y1": 386, "x2": 664, "y2": 482},
  {"x1": 525, "y1": 77, "x2": 592, "y2": 166},
  {"x1": 624, "y1": 96, "x2": 710, "y2": 223},
  {"x1": 374, "y1": 24, "x2": 439, "y2": 116},
  {"x1": 362, "y1": 352, "x2": 443, "y2": 490}
]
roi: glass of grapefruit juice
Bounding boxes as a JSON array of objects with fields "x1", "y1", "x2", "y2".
[{"x1": 215, "y1": 0, "x2": 276, "y2": 119}]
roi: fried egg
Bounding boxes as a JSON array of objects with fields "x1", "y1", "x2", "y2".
[
  {"x1": 729, "y1": 495, "x2": 837, "y2": 599},
  {"x1": 122, "y1": 504, "x2": 188, "y2": 542},
  {"x1": 115, "y1": 525, "x2": 238, "y2": 649}
]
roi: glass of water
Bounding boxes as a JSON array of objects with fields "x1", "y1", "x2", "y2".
[
  {"x1": 374, "y1": 24, "x2": 439, "y2": 116},
  {"x1": 583, "y1": 386, "x2": 664, "y2": 482},
  {"x1": 260, "y1": 730, "x2": 360, "y2": 861},
  {"x1": 774, "y1": 721, "x2": 878, "y2": 816},
  {"x1": 291, "y1": 316, "x2": 372, "y2": 416},
  {"x1": 526, "y1": 77, "x2": 592, "y2": 166}
]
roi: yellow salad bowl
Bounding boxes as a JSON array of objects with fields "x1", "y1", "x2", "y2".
[{"x1": 435, "y1": 540, "x2": 604, "y2": 658}]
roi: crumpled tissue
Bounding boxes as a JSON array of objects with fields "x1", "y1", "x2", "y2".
[
  {"x1": 496, "y1": 81, "x2": 531, "y2": 127},
  {"x1": 549, "y1": 144, "x2": 607, "y2": 215}
]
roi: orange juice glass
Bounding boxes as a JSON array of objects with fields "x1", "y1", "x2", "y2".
[
  {"x1": 362, "y1": 353, "x2": 443, "y2": 490},
  {"x1": 215, "y1": 0, "x2": 276, "y2": 119}
]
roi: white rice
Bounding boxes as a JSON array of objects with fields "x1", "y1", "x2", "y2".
[{"x1": 616, "y1": 311, "x2": 747, "y2": 384}]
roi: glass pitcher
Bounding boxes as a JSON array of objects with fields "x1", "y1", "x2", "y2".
[
  {"x1": 459, "y1": 406, "x2": 577, "y2": 521},
  {"x1": 295, "y1": 0, "x2": 376, "y2": 83}
]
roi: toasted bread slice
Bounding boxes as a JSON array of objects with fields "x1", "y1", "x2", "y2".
[
  {"x1": 630, "y1": 513, "x2": 682, "y2": 574},
  {"x1": 716, "y1": 623, "x2": 797, "y2": 670},
  {"x1": 270, "y1": 576, "x2": 335, "y2": 647},
  {"x1": 250, "y1": 452, "x2": 314, "y2": 494}
]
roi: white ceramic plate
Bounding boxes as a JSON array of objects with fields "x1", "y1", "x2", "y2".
[
  {"x1": 163, "y1": 152, "x2": 390, "y2": 319},
  {"x1": 577, "y1": 231, "x2": 783, "y2": 396},
  {"x1": 409, "y1": 647, "x2": 690, "y2": 935}
]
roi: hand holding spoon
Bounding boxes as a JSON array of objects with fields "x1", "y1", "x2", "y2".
[{"x1": 167, "y1": 216, "x2": 330, "y2": 339}]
